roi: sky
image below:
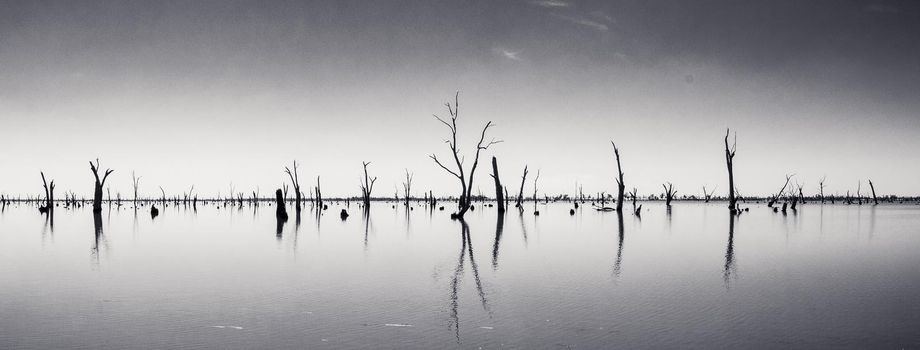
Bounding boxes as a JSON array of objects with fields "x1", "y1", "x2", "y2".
[{"x1": 1, "y1": 0, "x2": 919, "y2": 199}]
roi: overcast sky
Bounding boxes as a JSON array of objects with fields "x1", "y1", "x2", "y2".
[{"x1": 1, "y1": 0, "x2": 919, "y2": 199}]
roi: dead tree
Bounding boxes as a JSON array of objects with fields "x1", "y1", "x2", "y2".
[
  {"x1": 40, "y1": 171, "x2": 55, "y2": 213},
  {"x1": 315, "y1": 177, "x2": 323, "y2": 209},
  {"x1": 402, "y1": 169, "x2": 414, "y2": 207},
  {"x1": 629, "y1": 187, "x2": 638, "y2": 213},
  {"x1": 131, "y1": 171, "x2": 141, "y2": 203},
  {"x1": 429, "y1": 92, "x2": 501, "y2": 219},
  {"x1": 818, "y1": 176, "x2": 827, "y2": 203},
  {"x1": 703, "y1": 185, "x2": 716, "y2": 202},
  {"x1": 89, "y1": 159, "x2": 113, "y2": 213},
  {"x1": 533, "y1": 169, "x2": 541, "y2": 202},
  {"x1": 515, "y1": 165, "x2": 528, "y2": 209},
  {"x1": 159, "y1": 186, "x2": 166, "y2": 205},
  {"x1": 275, "y1": 188, "x2": 288, "y2": 221},
  {"x1": 284, "y1": 160, "x2": 302, "y2": 211},
  {"x1": 857, "y1": 181, "x2": 863, "y2": 205},
  {"x1": 360, "y1": 161, "x2": 377, "y2": 207},
  {"x1": 490, "y1": 157, "x2": 505, "y2": 213},
  {"x1": 768, "y1": 174, "x2": 794, "y2": 207},
  {"x1": 611, "y1": 142, "x2": 625, "y2": 212},
  {"x1": 869, "y1": 179, "x2": 879, "y2": 205},
  {"x1": 724, "y1": 129, "x2": 738, "y2": 212},
  {"x1": 662, "y1": 182, "x2": 677, "y2": 207}
]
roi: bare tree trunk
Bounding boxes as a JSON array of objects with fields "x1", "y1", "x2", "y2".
[
  {"x1": 275, "y1": 189, "x2": 288, "y2": 220},
  {"x1": 89, "y1": 159, "x2": 113, "y2": 213},
  {"x1": 769, "y1": 174, "x2": 793, "y2": 207},
  {"x1": 662, "y1": 183, "x2": 676, "y2": 207},
  {"x1": 869, "y1": 179, "x2": 878, "y2": 205},
  {"x1": 516, "y1": 165, "x2": 528, "y2": 209},
  {"x1": 360, "y1": 161, "x2": 377, "y2": 207},
  {"x1": 611, "y1": 142, "x2": 625, "y2": 212},
  {"x1": 533, "y1": 169, "x2": 541, "y2": 205},
  {"x1": 724, "y1": 129, "x2": 737, "y2": 212},
  {"x1": 490, "y1": 156, "x2": 505, "y2": 213},
  {"x1": 403, "y1": 169, "x2": 414, "y2": 207},
  {"x1": 428, "y1": 92, "x2": 501, "y2": 219},
  {"x1": 819, "y1": 176, "x2": 826, "y2": 203},
  {"x1": 132, "y1": 171, "x2": 141, "y2": 203},
  {"x1": 285, "y1": 160, "x2": 302, "y2": 212},
  {"x1": 315, "y1": 177, "x2": 323, "y2": 209},
  {"x1": 40, "y1": 171, "x2": 55, "y2": 213}
]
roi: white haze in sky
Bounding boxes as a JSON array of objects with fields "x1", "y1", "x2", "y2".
[{"x1": 1, "y1": 1, "x2": 919, "y2": 198}]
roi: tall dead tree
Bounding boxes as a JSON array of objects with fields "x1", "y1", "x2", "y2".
[
  {"x1": 40, "y1": 171, "x2": 55, "y2": 212},
  {"x1": 315, "y1": 177, "x2": 323, "y2": 209},
  {"x1": 662, "y1": 182, "x2": 677, "y2": 207},
  {"x1": 629, "y1": 187, "x2": 638, "y2": 213},
  {"x1": 868, "y1": 179, "x2": 879, "y2": 205},
  {"x1": 515, "y1": 165, "x2": 528, "y2": 209},
  {"x1": 275, "y1": 188, "x2": 288, "y2": 220},
  {"x1": 611, "y1": 142, "x2": 625, "y2": 212},
  {"x1": 532, "y1": 169, "x2": 541, "y2": 204},
  {"x1": 284, "y1": 160, "x2": 302, "y2": 212},
  {"x1": 429, "y1": 92, "x2": 501, "y2": 219},
  {"x1": 402, "y1": 169, "x2": 414, "y2": 207},
  {"x1": 89, "y1": 159, "x2": 113, "y2": 213},
  {"x1": 131, "y1": 171, "x2": 141, "y2": 203},
  {"x1": 360, "y1": 161, "x2": 377, "y2": 207},
  {"x1": 768, "y1": 174, "x2": 794, "y2": 207},
  {"x1": 724, "y1": 129, "x2": 737, "y2": 212},
  {"x1": 490, "y1": 157, "x2": 505, "y2": 213},
  {"x1": 818, "y1": 176, "x2": 827, "y2": 203}
]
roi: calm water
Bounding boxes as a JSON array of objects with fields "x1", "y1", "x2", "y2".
[{"x1": 1, "y1": 201, "x2": 919, "y2": 349}]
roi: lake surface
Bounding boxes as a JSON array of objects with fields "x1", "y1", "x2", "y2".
[{"x1": 1, "y1": 201, "x2": 919, "y2": 349}]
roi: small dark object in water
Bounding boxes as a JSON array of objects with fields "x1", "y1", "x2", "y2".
[
  {"x1": 450, "y1": 212, "x2": 458, "y2": 220},
  {"x1": 410, "y1": 207, "x2": 413, "y2": 211},
  {"x1": 470, "y1": 205, "x2": 475, "y2": 211},
  {"x1": 38, "y1": 206, "x2": 49, "y2": 214},
  {"x1": 323, "y1": 204, "x2": 328, "y2": 210},
  {"x1": 340, "y1": 209, "x2": 349, "y2": 220},
  {"x1": 744, "y1": 208, "x2": 749, "y2": 212},
  {"x1": 439, "y1": 206, "x2": 445, "y2": 211},
  {"x1": 392, "y1": 205, "x2": 395, "y2": 208},
  {"x1": 773, "y1": 207, "x2": 778, "y2": 212},
  {"x1": 150, "y1": 205, "x2": 159, "y2": 218},
  {"x1": 534, "y1": 211, "x2": 540, "y2": 216},
  {"x1": 569, "y1": 209, "x2": 575, "y2": 215},
  {"x1": 574, "y1": 202, "x2": 579, "y2": 209}
]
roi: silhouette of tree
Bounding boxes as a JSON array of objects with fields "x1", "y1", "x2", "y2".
[
  {"x1": 402, "y1": 169, "x2": 413, "y2": 207},
  {"x1": 360, "y1": 161, "x2": 377, "y2": 207},
  {"x1": 515, "y1": 165, "x2": 528, "y2": 209},
  {"x1": 131, "y1": 171, "x2": 141, "y2": 203},
  {"x1": 429, "y1": 92, "x2": 501, "y2": 219},
  {"x1": 724, "y1": 129, "x2": 738, "y2": 212},
  {"x1": 768, "y1": 174, "x2": 794, "y2": 207},
  {"x1": 490, "y1": 156, "x2": 505, "y2": 213},
  {"x1": 662, "y1": 182, "x2": 677, "y2": 207},
  {"x1": 40, "y1": 171, "x2": 55, "y2": 213},
  {"x1": 611, "y1": 142, "x2": 625, "y2": 212},
  {"x1": 275, "y1": 188, "x2": 288, "y2": 220},
  {"x1": 89, "y1": 158, "x2": 113, "y2": 213},
  {"x1": 869, "y1": 179, "x2": 879, "y2": 205},
  {"x1": 284, "y1": 160, "x2": 302, "y2": 212}
]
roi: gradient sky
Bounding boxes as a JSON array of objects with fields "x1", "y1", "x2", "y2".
[{"x1": 1, "y1": 0, "x2": 919, "y2": 199}]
